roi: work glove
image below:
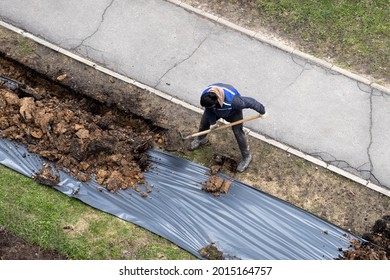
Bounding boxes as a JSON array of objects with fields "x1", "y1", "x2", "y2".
[
  {"x1": 259, "y1": 112, "x2": 268, "y2": 119},
  {"x1": 209, "y1": 123, "x2": 219, "y2": 131}
]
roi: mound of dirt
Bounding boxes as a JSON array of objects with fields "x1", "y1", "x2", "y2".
[
  {"x1": 337, "y1": 216, "x2": 390, "y2": 260},
  {"x1": 0, "y1": 84, "x2": 165, "y2": 194}
]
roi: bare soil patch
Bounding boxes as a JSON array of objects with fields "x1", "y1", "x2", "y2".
[
  {"x1": 0, "y1": 25, "x2": 390, "y2": 260},
  {"x1": 0, "y1": 226, "x2": 67, "y2": 260}
]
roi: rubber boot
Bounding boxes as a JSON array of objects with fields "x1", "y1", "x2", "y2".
[
  {"x1": 189, "y1": 136, "x2": 208, "y2": 151},
  {"x1": 237, "y1": 152, "x2": 252, "y2": 172}
]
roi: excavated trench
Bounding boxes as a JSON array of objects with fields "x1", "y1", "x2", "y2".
[{"x1": 0, "y1": 55, "x2": 168, "y2": 193}]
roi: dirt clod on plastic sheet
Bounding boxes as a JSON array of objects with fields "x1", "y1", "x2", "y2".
[
  {"x1": 33, "y1": 164, "x2": 60, "y2": 187},
  {"x1": 203, "y1": 175, "x2": 233, "y2": 196},
  {"x1": 198, "y1": 242, "x2": 224, "y2": 260}
]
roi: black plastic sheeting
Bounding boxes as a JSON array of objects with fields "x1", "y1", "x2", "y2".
[{"x1": 0, "y1": 138, "x2": 362, "y2": 260}]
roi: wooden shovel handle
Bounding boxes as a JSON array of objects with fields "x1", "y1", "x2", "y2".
[{"x1": 185, "y1": 114, "x2": 262, "y2": 139}]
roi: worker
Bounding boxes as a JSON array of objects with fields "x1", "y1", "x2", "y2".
[{"x1": 189, "y1": 83, "x2": 267, "y2": 172}]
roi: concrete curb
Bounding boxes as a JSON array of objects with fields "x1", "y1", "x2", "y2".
[
  {"x1": 167, "y1": 0, "x2": 390, "y2": 95},
  {"x1": 1, "y1": 19, "x2": 389, "y2": 198}
]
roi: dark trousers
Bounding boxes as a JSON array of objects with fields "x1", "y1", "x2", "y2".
[{"x1": 198, "y1": 110, "x2": 250, "y2": 158}]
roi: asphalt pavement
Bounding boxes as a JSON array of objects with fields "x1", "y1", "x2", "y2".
[{"x1": 0, "y1": 0, "x2": 389, "y2": 196}]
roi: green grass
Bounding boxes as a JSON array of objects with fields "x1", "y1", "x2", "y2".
[
  {"x1": 0, "y1": 164, "x2": 195, "y2": 260},
  {"x1": 253, "y1": 0, "x2": 389, "y2": 82},
  {"x1": 17, "y1": 37, "x2": 36, "y2": 56}
]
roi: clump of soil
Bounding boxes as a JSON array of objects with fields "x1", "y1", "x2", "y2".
[
  {"x1": 203, "y1": 154, "x2": 236, "y2": 196},
  {"x1": 202, "y1": 175, "x2": 233, "y2": 196},
  {"x1": 198, "y1": 242, "x2": 224, "y2": 260},
  {"x1": 341, "y1": 240, "x2": 388, "y2": 260},
  {"x1": 337, "y1": 215, "x2": 390, "y2": 260},
  {"x1": 33, "y1": 164, "x2": 60, "y2": 186},
  {"x1": 209, "y1": 153, "x2": 237, "y2": 174},
  {"x1": 0, "y1": 80, "x2": 165, "y2": 194}
]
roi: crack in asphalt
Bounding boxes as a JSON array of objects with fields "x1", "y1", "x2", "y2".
[
  {"x1": 310, "y1": 151, "x2": 369, "y2": 175},
  {"x1": 284, "y1": 56, "x2": 309, "y2": 90},
  {"x1": 73, "y1": 0, "x2": 115, "y2": 51},
  {"x1": 367, "y1": 87, "x2": 374, "y2": 177},
  {"x1": 154, "y1": 27, "x2": 222, "y2": 88},
  {"x1": 357, "y1": 81, "x2": 372, "y2": 94},
  {"x1": 264, "y1": 54, "x2": 311, "y2": 106},
  {"x1": 310, "y1": 148, "x2": 383, "y2": 186},
  {"x1": 154, "y1": 36, "x2": 207, "y2": 88},
  {"x1": 355, "y1": 81, "x2": 385, "y2": 186},
  {"x1": 300, "y1": 70, "x2": 385, "y2": 186}
]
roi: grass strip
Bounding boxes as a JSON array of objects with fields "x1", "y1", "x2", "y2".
[
  {"x1": 253, "y1": 0, "x2": 389, "y2": 81},
  {"x1": 0, "y1": 164, "x2": 195, "y2": 260}
]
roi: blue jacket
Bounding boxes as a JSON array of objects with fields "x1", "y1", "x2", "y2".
[{"x1": 202, "y1": 83, "x2": 266, "y2": 125}]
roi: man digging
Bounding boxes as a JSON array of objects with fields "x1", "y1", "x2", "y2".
[{"x1": 189, "y1": 83, "x2": 267, "y2": 172}]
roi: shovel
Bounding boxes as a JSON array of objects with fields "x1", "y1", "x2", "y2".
[{"x1": 180, "y1": 114, "x2": 263, "y2": 140}]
